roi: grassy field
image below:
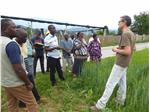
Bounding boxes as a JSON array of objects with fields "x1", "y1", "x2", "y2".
[
  {"x1": 1, "y1": 49, "x2": 149, "y2": 112},
  {"x1": 98, "y1": 35, "x2": 149, "y2": 47},
  {"x1": 58, "y1": 35, "x2": 149, "y2": 47}
]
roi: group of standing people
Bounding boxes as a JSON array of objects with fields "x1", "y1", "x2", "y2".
[
  {"x1": 32, "y1": 24, "x2": 102, "y2": 86},
  {"x1": 1, "y1": 15, "x2": 136, "y2": 112},
  {"x1": 71, "y1": 32, "x2": 102, "y2": 77},
  {"x1": 0, "y1": 18, "x2": 102, "y2": 112},
  {"x1": 44, "y1": 25, "x2": 102, "y2": 85}
]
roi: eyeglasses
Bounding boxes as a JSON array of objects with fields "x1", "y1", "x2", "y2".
[{"x1": 118, "y1": 20, "x2": 125, "y2": 24}]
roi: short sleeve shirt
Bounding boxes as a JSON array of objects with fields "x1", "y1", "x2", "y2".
[
  {"x1": 116, "y1": 30, "x2": 136, "y2": 67},
  {"x1": 73, "y1": 38, "x2": 88, "y2": 56},
  {"x1": 6, "y1": 42, "x2": 21, "y2": 64},
  {"x1": 31, "y1": 37, "x2": 44, "y2": 56},
  {"x1": 44, "y1": 34, "x2": 61, "y2": 58},
  {"x1": 60, "y1": 39, "x2": 73, "y2": 58}
]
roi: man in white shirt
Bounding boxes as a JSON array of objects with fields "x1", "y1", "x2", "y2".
[{"x1": 44, "y1": 25, "x2": 65, "y2": 86}]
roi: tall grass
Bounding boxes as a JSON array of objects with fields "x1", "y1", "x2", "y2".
[
  {"x1": 73, "y1": 49, "x2": 149, "y2": 112},
  {"x1": 1, "y1": 49, "x2": 148, "y2": 112}
]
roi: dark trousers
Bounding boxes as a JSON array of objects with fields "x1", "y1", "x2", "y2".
[
  {"x1": 46, "y1": 57, "x2": 50, "y2": 72},
  {"x1": 28, "y1": 75, "x2": 40, "y2": 101},
  {"x1": 72, "y1": 58, "x2": 86, "y2": 75},
  {"x1": 48, "y1": 57, "x2": 65, "y2": 84},
  {"x1": 19, "y1": 75, "x2": 40, "y2": 107},
  {"x1": 34, "y1": 55, "x2": 45, "y2": 76}
]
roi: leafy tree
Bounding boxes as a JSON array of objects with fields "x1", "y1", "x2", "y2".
[
  {"x1": 96, "y1": 30, "x2": 104, "y2": 35},
  {"x1": 25, "y1": 22, "x2": 33, "y2": 39},
  {"x1": 131, "y1": 11, "x2": 149, "y2": 35},
  {"x1": 117, "y1": 28, "x2": 122, "y2": 35},
  {"x1": 26, "y1": 26, "x2": 32, "y2": 38},
  {"x1": 109, "y1": 30, "x2": 117, "y2": 35},
  {"x1": 96, "y1": 26, "x2": 109, "y2": 36}
]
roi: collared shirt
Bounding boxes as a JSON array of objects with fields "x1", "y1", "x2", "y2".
[
  {"x1": 44, "y1": 34, "x2": 61, "y2": 58},
  {"x1": 26, "y1": 39, "x2": 33, "y2": 56},
  {"x1": 60, "y1": 38, "x2": 73, "y2": 58},
  {"x1": 13, "y1": 40, "x2": 27, "y2": 71},
  {"x1": 15, "y1": 40, "x2": 34, "y2": 75},
  {"x1": 26, "y1": 40, "x2": 34, "y2": 66}
]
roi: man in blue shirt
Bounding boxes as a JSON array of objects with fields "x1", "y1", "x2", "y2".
[
  {"x1": 60, "y1": 34, "x2": 73, "y2": 72},
  {"x1": 31, "y1": 29, "x2": 45, "y2": 76},
  {"x1": 1, "y1": 19, "x2": 38, "y2": 112}
]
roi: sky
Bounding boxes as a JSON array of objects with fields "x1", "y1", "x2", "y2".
[{"x1": 0, "y1": 0, "x2": 149, "y2": 30}]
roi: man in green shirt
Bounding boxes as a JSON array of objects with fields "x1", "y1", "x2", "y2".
[{"x1": 90, "y1": 15, "x2": 136, "y2": 112}]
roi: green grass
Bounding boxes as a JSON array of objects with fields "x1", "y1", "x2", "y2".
[
  {"x1": 98, "y1": 35, "x2": 149, "y2": 47},
  {"x1": 1, "y1": 49, "x2": 149, "y2": 112}
]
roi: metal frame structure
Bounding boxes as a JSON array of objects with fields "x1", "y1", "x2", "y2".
[{"x1": 1, "y1": 15, "x2": 106, "y2": 30}]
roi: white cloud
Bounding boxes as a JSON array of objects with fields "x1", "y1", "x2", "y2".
[{"x1": 0, "y1": 0, "x2": 149, "y2": 29}]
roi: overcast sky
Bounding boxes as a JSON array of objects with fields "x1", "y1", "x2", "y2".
[{"x1": 0, "y1": 0, "x2": 149, "y2": 30}]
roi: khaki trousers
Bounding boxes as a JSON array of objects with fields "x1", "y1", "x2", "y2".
[
  {"x1": 62, "y1": 57, "x2": 73, "y2": 71},
  {"x1": 5, "y1": 85, "x2": 39, "y2": 112}
]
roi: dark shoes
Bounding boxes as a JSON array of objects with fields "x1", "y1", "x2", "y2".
[
  {"x1": 60, "y1": 77, "x2": 65, "y2": 81},
  {"x1": 51, "y1": 82, "x2": 57, "y2": 86},
  {"x1": 51, "y1": 77, "x2": 65, "y2": 86},
  {"x1": 46, "y1": 70, "x2": 49, "y2": 72}
]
